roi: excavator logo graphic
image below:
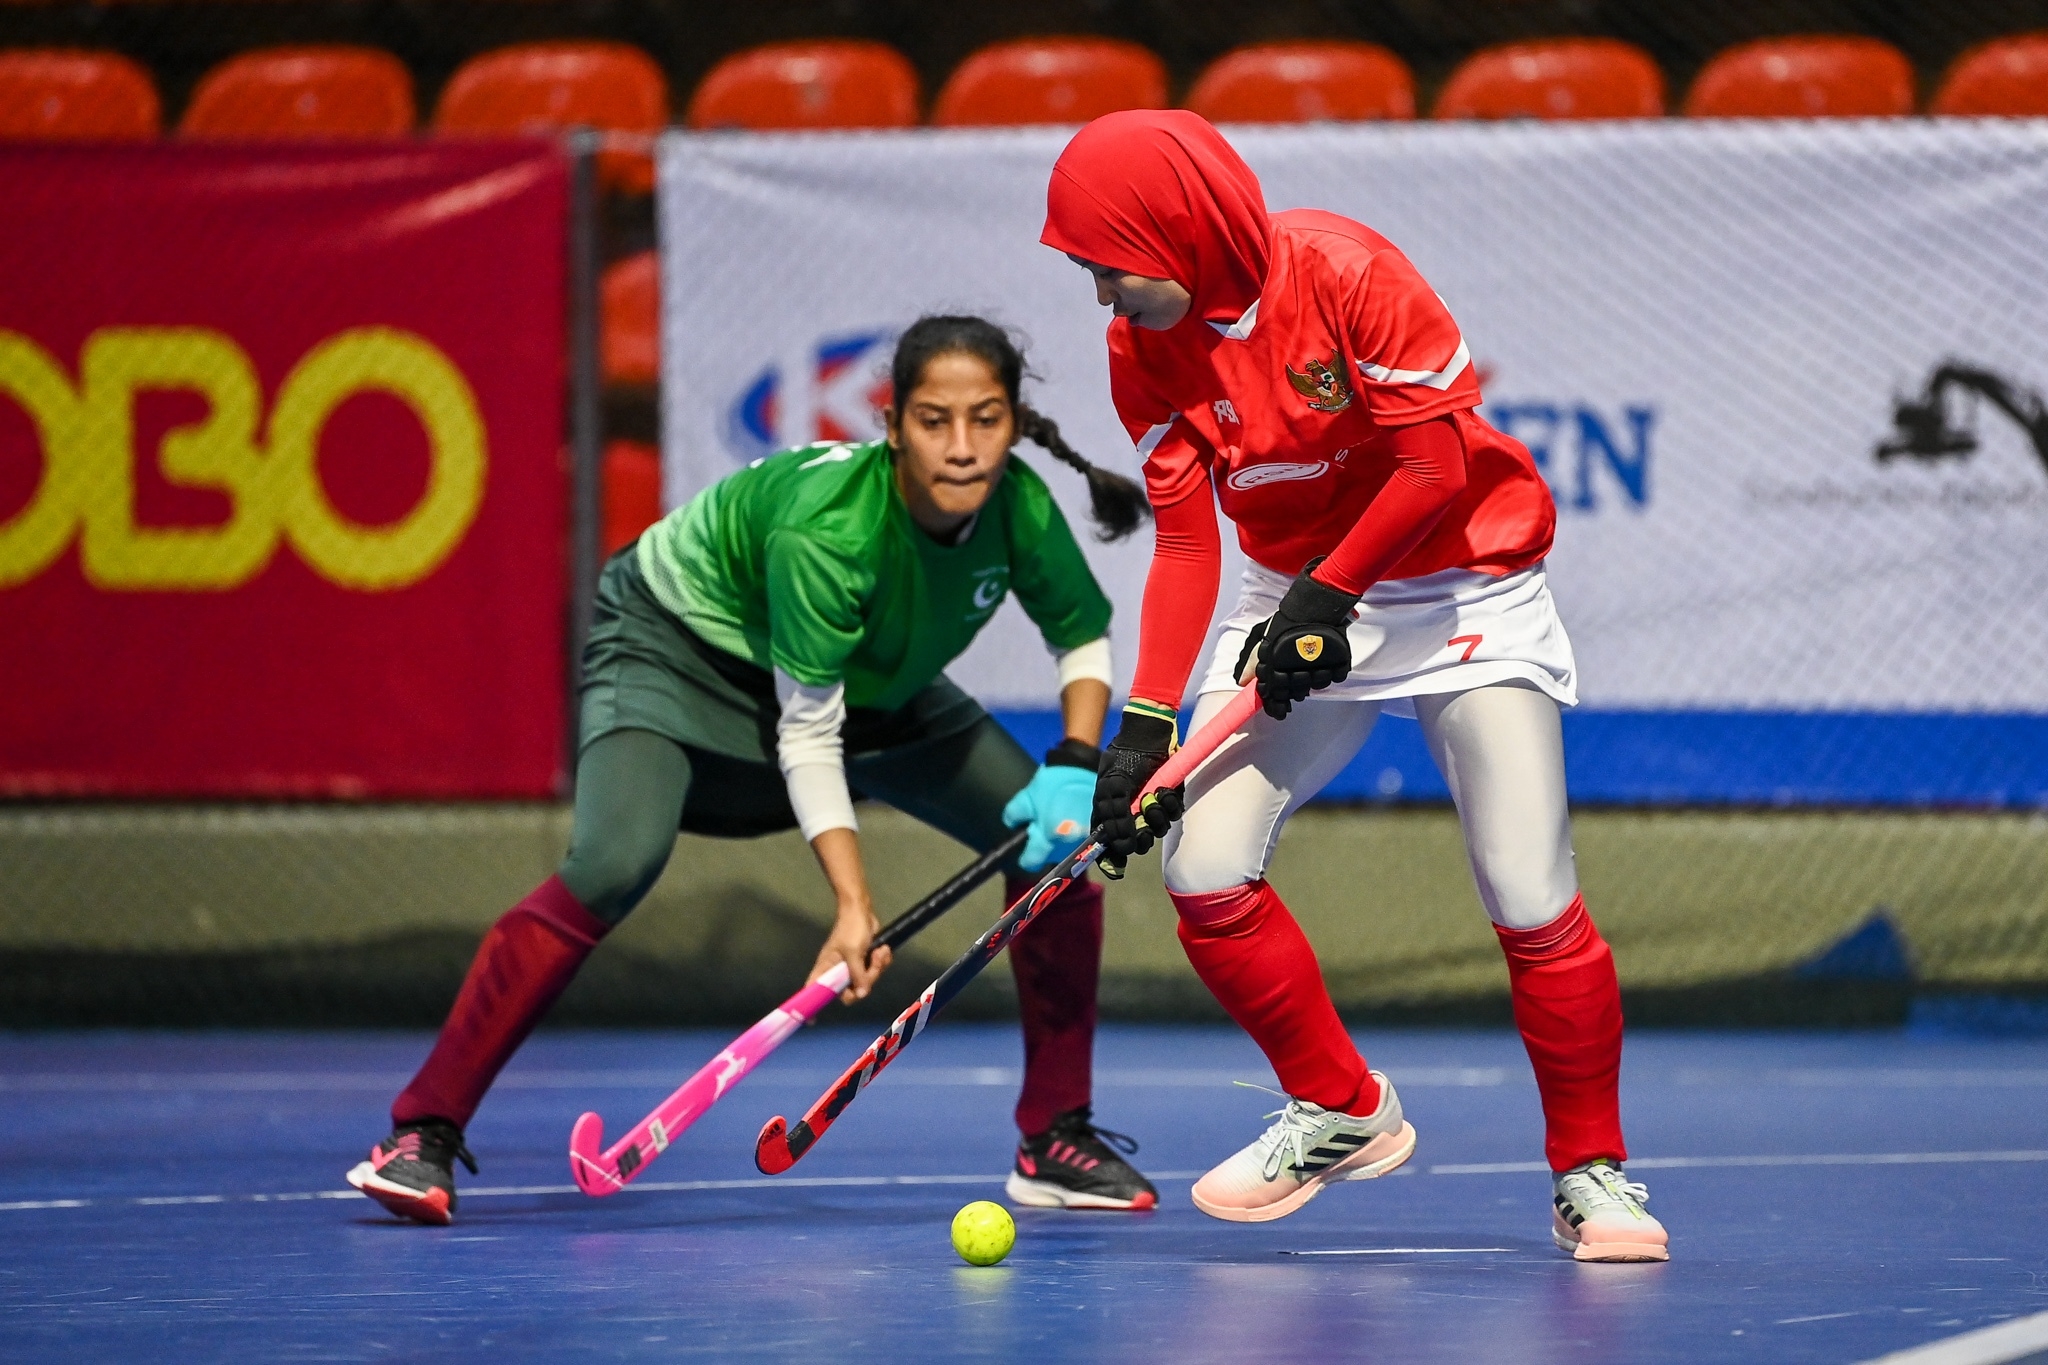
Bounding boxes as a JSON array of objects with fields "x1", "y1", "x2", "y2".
[{"x1": 1876, "y1": 361, "x2": 2048, "y2": 474}]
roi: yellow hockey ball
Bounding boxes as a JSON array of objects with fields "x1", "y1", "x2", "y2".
[{"x1": 950, "y1": 1200, "x2": 1016, "y2": 1266}]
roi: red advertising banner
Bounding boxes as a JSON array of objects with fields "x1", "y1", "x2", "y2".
[{"x1": 0, "y1": 142, "x2": 568, "y2": 797}]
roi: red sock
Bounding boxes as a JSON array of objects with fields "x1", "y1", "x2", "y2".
[
  {"x1": 1006, "y1": 874, "x2": 1102, "y2": 1136},
  {"x1": 1171, "y1": 881, "x2": 1377, "y2": 1115},
  {"x1": 1494, "y1": 894, "x2": 1627, "y2": 1172},
  {"x1": 392, "y1": 876, "x2": 610, "y2": 1130}
]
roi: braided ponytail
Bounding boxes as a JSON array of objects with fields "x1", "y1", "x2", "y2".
[
  {"x1": 1015, "y1": 403, "x2": 1152, "y2": 542},
  {"x1": 889, "y1": 315, "x2": 1154, "y2": 543}
]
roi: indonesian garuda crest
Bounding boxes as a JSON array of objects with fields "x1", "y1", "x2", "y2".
[{"x1": 1285, "y1": 353, "x2": 1354, "y2": 414}]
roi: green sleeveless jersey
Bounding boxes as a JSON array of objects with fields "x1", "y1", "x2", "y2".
[{"x1": 637, "y1": 440, "x2": 1112, "y2": 712}]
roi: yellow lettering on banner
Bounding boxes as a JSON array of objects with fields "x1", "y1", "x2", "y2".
[
  {"x1": 0, "y1": 332, "x2": 86, "y2": 589},
  {"x1": 0, "y1": 325, "x2": 488, "y2": 593},
  {"x1": 78, "y1": 328, "x2": 277, "y2": 591},
  {"x1": 268, "y1": 328, "x2": 486, "y2": 592}
]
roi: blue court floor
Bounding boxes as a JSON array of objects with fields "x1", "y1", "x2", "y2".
[{"x1": 3, "y1": 1025, "x2": 2047, "y2": 1363}]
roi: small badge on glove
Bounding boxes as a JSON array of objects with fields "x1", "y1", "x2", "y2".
[{"x1": 1235, "y1": 558, "x2": 1363, "y2": 720}]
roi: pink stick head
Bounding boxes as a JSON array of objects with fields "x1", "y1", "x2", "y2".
[{"x1": 568, "y1": 1111, "x2": 620, "y2": 1196}]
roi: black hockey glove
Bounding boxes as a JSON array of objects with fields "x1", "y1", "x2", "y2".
[
  {"x1": 1234, "y1": 556, "x2": 1361, "y2": 720},
  {"x1": 1089, "y1": 706, "x2": 1185, "y2": 880}
]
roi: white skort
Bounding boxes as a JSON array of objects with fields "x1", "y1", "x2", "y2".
[{"x1": 1194, "y1": 561, "x2": 1578, "y2": 717}]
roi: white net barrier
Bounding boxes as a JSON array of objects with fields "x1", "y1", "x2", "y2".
[{"x1": 658, "y1": 122, "x2": 2048, "y2": 1009}]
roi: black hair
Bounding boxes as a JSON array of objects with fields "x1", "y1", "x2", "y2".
[{"x1": 888, "y1": 315, "x2": 1152, "y2": 542}]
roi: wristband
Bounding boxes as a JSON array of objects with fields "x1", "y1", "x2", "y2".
[
  {"x1": 1278, "y1": 555, "x2": 1362, "y2": 624},
  {"x1": 1044, "y1": 738, "x2": 1101, "y2": 772}
]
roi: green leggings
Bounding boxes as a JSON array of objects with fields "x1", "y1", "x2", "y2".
[{"x1": 558, "y1": 718, "x2": 1039, "y2": 925}]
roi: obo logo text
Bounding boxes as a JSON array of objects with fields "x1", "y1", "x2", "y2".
[{"x1": 0, "y1": 326, "x2": 485, "y2": 592}]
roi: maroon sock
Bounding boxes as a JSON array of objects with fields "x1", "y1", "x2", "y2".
[
  {"x1": 1006, "y1": 874, "x2": 1103, "y2": 1137},
  {"x1": 1495, "y1": 894, "x2": 1627, "y2": 1172},
  {"x1": 1172, "y1": 881, "x2": 1377, "y2": 1115},
  {"x1": 392, "y1": 876, "x2": 610, "y2": 1130}
]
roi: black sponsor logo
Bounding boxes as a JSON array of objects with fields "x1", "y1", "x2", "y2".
[{"x1": 1877, "y1": 360, "x2": 2048, "y2": 473}]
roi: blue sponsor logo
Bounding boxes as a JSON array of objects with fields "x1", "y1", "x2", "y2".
[
  {"x1": 724, "y1": 329, "x2": 898, "y2": 461},
  {"x1": 1486, "y1": 402, "x2": 1656, "y2": 512}
]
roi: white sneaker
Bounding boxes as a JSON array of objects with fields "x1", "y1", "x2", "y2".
[
  {"x1": 1190, "y1": 1072, "x2": 1417, "y2": 1223},
  {"x1": 1551, "y1": 1161, "x2": 1670, "y2": 1262}
]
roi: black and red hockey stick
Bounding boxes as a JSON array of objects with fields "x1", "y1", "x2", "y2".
[
  {"x1": 568, "y1": 829, "x2": 1026, "y2": 1195},
  {"x1": 754, "y1": 682, "x2": 1261, "y2": 1174}
]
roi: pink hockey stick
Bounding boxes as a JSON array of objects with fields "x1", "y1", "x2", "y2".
[{"x1": 568, "y1": 829, "x2": 1025, "y2": 1196}]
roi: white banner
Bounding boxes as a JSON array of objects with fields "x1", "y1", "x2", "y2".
[{"x1": 659, "y1": 121, "x2": 2048, "y2": 714}]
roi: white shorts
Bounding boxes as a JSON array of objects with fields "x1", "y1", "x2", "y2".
[{"x1": 1194, "y1": 562, "x2": 1578, "y2": 718}]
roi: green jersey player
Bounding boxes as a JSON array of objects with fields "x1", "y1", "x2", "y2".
[{"x1": 348, "y1": 316, "x2": 1161, "y2": 1224}]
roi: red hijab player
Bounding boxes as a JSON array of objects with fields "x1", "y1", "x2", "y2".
[{"x1": 1043, "y1": 111, "x2": 1669, "y2": 1262}]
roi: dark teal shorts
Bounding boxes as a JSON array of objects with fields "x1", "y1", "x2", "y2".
[
  {"x1": 576, "y1": 548, "x2": 1035, "y2": 844},
  {"x1": 579, "y1": 548, "x2": 987, "y2": 766}
]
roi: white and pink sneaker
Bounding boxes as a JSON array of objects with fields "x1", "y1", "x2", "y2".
[
  {"x1": 1190, "y1": 1072, "x2": 1416, "y2": 1223},
  {"x1": 1551, "y1": 1161, "x2": 1670, "y2": 1262}
]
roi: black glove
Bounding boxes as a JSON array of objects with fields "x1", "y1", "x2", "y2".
[
  {"x1": 1089, "y1": 707, "x2": 1185, "y2": 880},
  {"x1": 1234, "y1": 556, "x2": 1360, "y2": 720}
]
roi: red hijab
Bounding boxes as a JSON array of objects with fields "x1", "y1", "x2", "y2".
[{"x1": 1041, "y1": 110, "x2": 1271, "y2": 327}]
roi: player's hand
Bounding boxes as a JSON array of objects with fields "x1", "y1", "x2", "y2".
[
  {"x1": 1001, "y1": 740, "x2": 1100, "y2": 872},
  {"x1": 810, "y1": 902, "x2": 891, "y2": 1004},
  {"x1": 1234, "y1": 556, "x2": 1360, "y2": 720},
  {"x1": 1091, "y1": 707, "x2": 1185, "y2": 879}
]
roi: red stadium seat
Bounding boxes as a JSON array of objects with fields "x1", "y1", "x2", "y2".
[
  {"x1": 180, "y1": 46, "x2": 414, "y2": 139},
  {"x1": 1185, "y1": 41, "x2": 1415, "y2": 123},
  {"x1": 1931, "y1": 33, "x2": 2048, "y2": 116},
  {"x1": 0, "y1": 48, "x2": 160, "y2": 140},
  {"x1": 1434, "y1": 39, "x2": 1664, "y2": 120},
  {"x1": 1685, "y1": 37, "x2": 1915, "y2": 118},
  {"x1": 434, "y1": 42, "x2": 666, "y2": 193},
  {"x1": 686, "y1": 41, "x2": 918, "y2": 130},
  {"x1": 601, "y1": 251, "x2": 658, "y2": 388},
  {"x1": 932, "y1": 38, "x2": 1167, "y2": 127},
  {"x1": 602, "y1": 440, "x2": 664, "y2": 556}
]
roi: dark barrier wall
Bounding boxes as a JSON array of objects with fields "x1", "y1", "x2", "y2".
[{"x1": 4, "y1": 804, "x2": 2042, "y2": 1029}]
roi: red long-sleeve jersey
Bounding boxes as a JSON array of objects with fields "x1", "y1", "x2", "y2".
[
  {"x1": 1110, "y1": 213, "x2": 1557, "y2": 706},
  {"x1": 1046, "y1": 114, "x2": 1556, "y2": 709}
]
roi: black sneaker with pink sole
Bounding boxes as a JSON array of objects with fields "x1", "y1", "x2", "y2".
[
  {"x1": 346, "y1": 1119, "x2": 478, "y2": 1226},
  {"x1": 1005, "y1": 1106, "x2": 1158, "y2": 1210}
]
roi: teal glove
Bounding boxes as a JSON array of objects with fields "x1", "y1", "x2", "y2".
[{"x1": 1001, "y1": 740, "x2": 1101, "y2": 872}]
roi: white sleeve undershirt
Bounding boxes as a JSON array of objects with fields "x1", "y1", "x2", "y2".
[
  {"x1": 774, "y1": 638, "x2": 1105, "y2": 841},
  {"x1": 1052, "y1": 635, "x2": 1114, "y2": 692},
  {"x1": 773, "y1": 670, "x2": 857, "y2": 841}
]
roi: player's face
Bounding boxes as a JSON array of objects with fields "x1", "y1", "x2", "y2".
[
  {"x1": 1066, "y1": 254, "x2": 1193, "y2": 331},
  {"x1": 886, "y1": 351, "x2": 1015, "y2": 538}
]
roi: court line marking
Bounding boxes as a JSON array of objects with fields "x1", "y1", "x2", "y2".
[
  {"x1": 1681, "y1": 1070, "x2": 2048, "y2": 1089},
  {"x1": 0, "y1": 1172, "x2": 1212, "y2": 1213},
  {"x1": 1279, "y1": 1248, "x2": 1517, "y2": 1256},
  {"x1": 1779, "y1": 1310, "x2": 1869, "y2": 1324},
  {"x1": 16, "y1": 1064, "x2": 2048, "y2": 1094},
  {"x1": 0, "y1": 1070, "x2": 1015, "y2": 1093},
  {"x1": 11, "y1": 1149, "x2": 2048, "y2": 1214},
  {"x1": 1429, "y1": 1150, "x2": 2048, "y2": 1176},
  {"x1": 1855, "y1": 1309, "x2": 2048, "y2": 1365},
  {"x1": 0, "y1": 1066, "x2": 1508, "y2": 1092},
  {"x1": 0, "y1": 1069, "x2": 1204, "y2": 1092}
]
